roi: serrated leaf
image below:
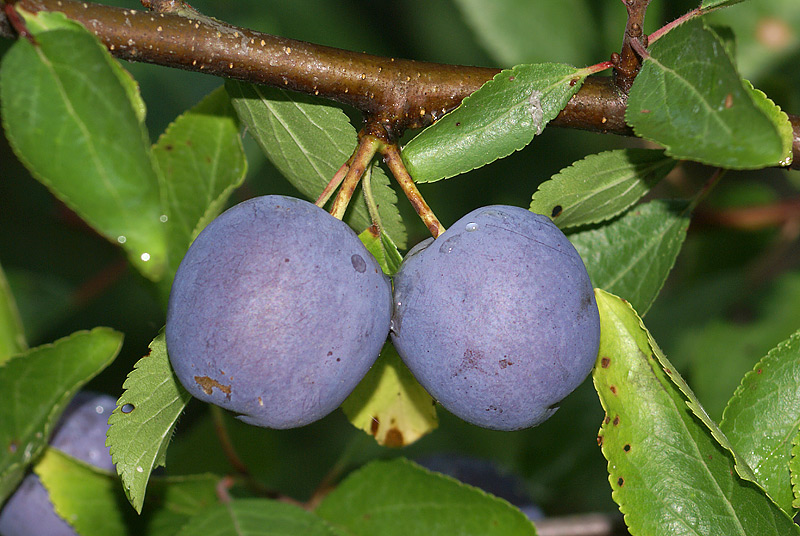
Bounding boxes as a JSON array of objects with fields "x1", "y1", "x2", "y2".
[
  {"x1": 316, "y1": 458, "x2": 536, "y2": 535},
  {"x1": 153, "y1": 86, "x2": 248, "y2": 277},
  {"x1": 36, "y1": 447, "x2": 220, "y2": 536},
  {"x1": 402, "y1": 63, "x2": 586, "y2": 183},
  {"x1": 626, "y1": 20, "x2": 788, "y2": 169},
  {"x1": 568, "y1": 200, "x2": 690, "y2": 315},
  {"x1": 746, "y1": 80, "x2": 794, "y2": 165},
  {"x1": 0, "y1": 261, "x2": 26, "y2": 363},
  {"x1": 358, "y1": 228, "x2": 403, "y2": 276},
  {"x1": 593, "y1": 290, "x2": 800, "y2": 536},
  {"x1": 0, "y1": 328, "x2": 123, "y2": 504},
  {"x1": 175, "y1": 499, "x2": 341, "y2": 536},
  {"x1": 35, "y1": 448, "x2": 127, "y2": 536},
  {"x1": 702, "y1": 0, "x2": 745, "y2": 9},
  {"x1": 530, "y1": 149, "x2": 675, "y2": 228},
  {"x1": 0, "y1": 13, "x2": 167, "y2": 278},
  {"x1": 225, "y1": 81, "x2": 406, "y2": 249},
  {"x1": 341, "y1": 343, "x2": 437, "y2": 447},
  {"x1": 720, "y1": 329, "x2": 800, "y2": 514},
  {"x1": 107, "y1": 331, "x2": 192, "y2": 513},
  {"x1": 452, "y1": 0, "x2": 598, "y2": 66},
  {"x1": 793, "y1": 427, "x2": 800, "y2": 508}
]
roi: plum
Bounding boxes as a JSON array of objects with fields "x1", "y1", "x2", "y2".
[
  {"x1": 391, "y1": 205, "x2": 600, "y2": 430},
  {"x1": 0, "y1": 391, "x2": 117, "y2": 536},
  {"x1": 166, "y1": 195, "x2": 392, "y2": 428}
]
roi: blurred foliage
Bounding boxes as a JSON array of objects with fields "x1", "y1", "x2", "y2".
[{"x1": 1, "y1": 0, "x2": 799, "y2": 520}]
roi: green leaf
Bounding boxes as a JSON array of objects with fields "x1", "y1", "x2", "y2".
[
  {"x1": 626, "y1": 20, "x2": 790, "y2": 169},
  {"x1": 175, "y1": 499, "x2": 341, "y2": 536},
  {"x1": 720, "y1": 329, "x2": 800, "y2": 514},
  {"x1": 402, "y1": 63, "x2": 587, "y2": 183},
  {"x1": 341, "y1": 343, "x2": 437, "y2": 447},
  {"x1": 593, "y1": 290, "x2": 800, "y2": 536},
  {"x1": 0, "y1": 328, "x2": 123, "y2": 504},
  {"x1": 568, "y1": 200, "x2": 690, "y2": 315},
  {"x1": 153, "y1": 86, "x2": 248, "y2": 277},
  {"x1": 530, "y1": 149, "x2": 675, "y2": 228},
  {"x1": 225, "y1": 81, "x2": 406, "y2": 249},
  {"x1": 452, "y1": 0, "x2": 598, "y2": 66},
  {"x1": 793, "y1": 428, "x2": 800, "y2": 508},
  {"x1": 316, "y1": 458, "x2": 536, "y2": 535},
  {"x1": 0, "y1": 261, "x2": 26, "y2": 364},
  {"x1": 358, "y1": 227, "x2": 403, "y2": 277},
  {"x1": 35, "y1": 448, "x2": 127, "y2": 536},
  {"x1": 702, "y1": 0, "x2": 745, "y2": 10},
  {"x1": 36, "y1": 447, "x2": 221, "y2": 536},
  {"x1": 107, "y1": 331, "x2": 192, "y2": 513},
  {"x1": 0, "y1": 13, "x2": 167, "y2": 279},
  {"x1": 746, "y1": 80, "x2": 794, "y2": 165}
]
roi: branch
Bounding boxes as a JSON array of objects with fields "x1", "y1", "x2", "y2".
[{"x1": 1, "y1": 0, "x2": 799, "y2": 170}]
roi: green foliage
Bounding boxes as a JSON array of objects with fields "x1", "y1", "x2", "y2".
[
  {"x1": 568, "y1": 200, "x2": 690, "y2": 315},
  {"x1": 153, "y1": 86, "x2": 248, "y2": 280},
  {"x1": 627, "y1": 19, "x2": 792, "y2": 169},
  {"x1": 1, "y1": 12, "x2": 167, "y2": 279},
  {"x1": 401, "y1": 63, "x2": 587, "y2": 183},
  {"x1": 0, "y1": 328, "x2": 122, "y2": 504},
  {"x1": 316, "y1": 458, "x2": 536, "y2": 535},
  {"x1": 720, "y1": 330, "x2": 800, "y2": 514},
  {"x1": 593, "y1": 290, "x2": 800, "y2": 536},
  {"x1": 0, "y1": 262, "x2": 26, "y2": 363},
  {"x1": 1, "y1": 2, "x2": 800, "y2": 535},
  {"x1": 107, "y1": 332, "x2": 192, "y2": 513},
  {"x1": 530, "y1": 149, "x2": 675, "y2": 228},
  {"x1": 225, "y1": 81, "x2": 406, "y2": 248}
]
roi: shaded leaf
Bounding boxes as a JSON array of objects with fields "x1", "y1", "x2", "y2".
[
  {"x1": 626, "y1": 20, "x2": 790, "y2": 169},
  {"x1": 452, "y1": 0, "x2": 598, "y2": 66},
  {"x1": 341, "y1": 343, "x2": 437, "y2": 447},
  {"x1": 0, "y1": 262, "x2": 26, "y2": 364},
  {"x1": 153, "y1": 86, "x2": 248, "y2": 277},
  {"x1": 402, "y1": 63, "x2": 587, "y2": 183},
  {"x1": 225, "y1": 81, "x2": 406, "y2": 248},
  {"x1": 107, "y1": 331, "x2": 192, "y2": 513},
  {"x1": 317, "y1": 458, "x2": 536, "y2": 535},
  {"x1": 175, "y1": 499, "x2": 341, "y2": 536},
  {"x1": 37, "y1": 447, "x2": 221, "y2": 536},
  {"x1": 36, "y1": 448, "x2": 127, "y2": 536},
  {"x1": 568, "y1": 200, "x2": 690, "y2": 315},
  {"x1": 530, "y1": 149, "x2": 675, "y2": 228},
  {"x1": 0, "y1": 12, "x2": 167, "y2": 278},
  {"x1": 358, "y1": 228, "x2": 403, "y2": 277},
  {"x1": 720, "y1": 329, "x2": 800, "y2": 514},
  {"x1": 0, "y1": 328, "x2": 122, "y2": 504},
  {"x1": 593, "y1": 290, "x2": 800, "y2": 536},
  {"x1": 702, "y1": 0, "x2": 745, "y2": 10}
]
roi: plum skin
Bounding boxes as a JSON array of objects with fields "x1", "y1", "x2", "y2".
[
  {"x1": 391, "y1": 205, "x2": 600, "y2": 431},
  {"x1": 166, "y1": 195, "x2": 392, "y2": 429},
  {"x1": 0, "y1": 392, "x2": 117, "y2": 536}
]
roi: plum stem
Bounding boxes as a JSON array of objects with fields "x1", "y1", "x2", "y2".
[
  {"x1": 360, "y1": 164, "x2": 384, "y2": 235},
  {"x1": 316, "y1": 161, "x2": 351, "y2": 208},
  {"x1": 329, "y1": 135, "x2": 382, "y2": 220},
  {"x1": 381, "y1": 143, "x2": 445, "y2": 238}
]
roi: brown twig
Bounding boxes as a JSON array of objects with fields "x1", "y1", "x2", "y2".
[
  {"x1": 613, "y1": 0, "x2": 651, "y2": 94},
  {"x1": 1, "y1": 0, "x2": 799, "y2": 168}
]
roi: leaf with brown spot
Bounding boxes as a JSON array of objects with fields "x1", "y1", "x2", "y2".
[
  {"x1": 593, "y1": 289, "x2": 800, "y2": 536},
  {"x1": 341, "y1": 343, "x2": 437, "y2": 447}
]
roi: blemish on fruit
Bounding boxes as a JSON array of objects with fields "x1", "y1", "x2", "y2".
[
  {"x1": 551, "y1": 205, "x2": 562, "y2": 218},
  {"x1": 351, "y1": 254, "x2": 367, "y2": 273},
  {"x1": 258, "y1": 397, "x2": 264, "y2": 406},
  {"x1": 121, "y1": 403, "x2": 135, "y2": 414},
  {"x1": 601, "y1": 357, "x2": 611, "y2": 368},
  {"x1": 194, "y1": 376, "x2": 232, "y2": 396},
  {"x1": 609, "y1": 385, "x2": 618, "y2": 395},
  {"x1": 498, "y1": 359, "x2": 512, "y2": 369},
  {"x1": 384, "y1": 428, "x2": 405, "y2": 447}
]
